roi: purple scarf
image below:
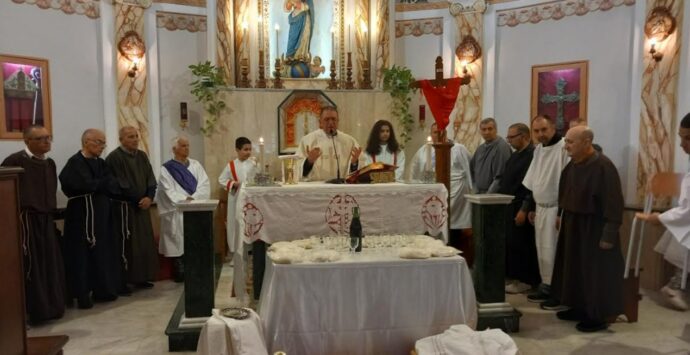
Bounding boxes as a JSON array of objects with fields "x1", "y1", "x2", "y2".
[{"x1": 163, "y1": 159, "x2": 197, "y2": 195}]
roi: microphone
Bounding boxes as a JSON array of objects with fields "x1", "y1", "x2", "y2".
[{"x1": 327, "y1": 129, "x2": 345, "y2": 184}]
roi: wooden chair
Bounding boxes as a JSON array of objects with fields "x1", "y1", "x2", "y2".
[{"x1": 624, "y1": 172, "x2": 684, "y2": 322}]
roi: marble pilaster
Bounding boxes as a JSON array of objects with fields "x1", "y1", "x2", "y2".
[
  {"x1": 216, "y1": 0, "x2": 234, "y2": 84},
  {"x1": 374, "y1": 0, "x2": 390, "y2": 87},
  {"x1": 355, "y1": 0, "x2": 371, "y2": 84}
]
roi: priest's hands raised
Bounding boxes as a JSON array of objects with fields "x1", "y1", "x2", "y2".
[
  {"x1": 306, "y1": 145, "x2": 322, "y2": 163},
  {"x1": 350, "y1": 147, "x2": 362, "y2": 164}
]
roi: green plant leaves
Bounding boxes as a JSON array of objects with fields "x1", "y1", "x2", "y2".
[
  {"x1": 189, "y1": 61, "x2": 227, "y2": 136},
  {"x1": 382, "y1": 65, "x2": 418, "y2": 148}
]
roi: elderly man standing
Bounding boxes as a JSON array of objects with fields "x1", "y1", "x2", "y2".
[
  {"x1": 296, "y1": 106, "x2": 361, "y2": 182},
  {"x1": 470, "y1": 117, "x2": 511, "y2": 193},
  {"x1": 107, "y1": 126, "x2": 158, "y2": 293},
  {"x1": 550, "y1": 125, "x2": 625, "y2": 332},
  {"x1": 522, "y1": 115, "x2": 570, "y2": 308},
  {"x1": 156, "y1": 136, "x2": 210, "y2": 282},
  {"x1": 1, "y1": 125, "x2": 65, "y2": 323},
  {"x1": 60, "y1": 129, "x2": 121, "y2": 308}
]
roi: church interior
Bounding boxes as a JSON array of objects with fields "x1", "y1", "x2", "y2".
[{"x1": 1, "y1": 0, "x2": 690, "y2": 354}]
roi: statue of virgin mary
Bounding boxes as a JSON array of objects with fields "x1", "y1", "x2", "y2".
[{"x1": 284, "y1": 0, "x2": 314, "y2": 62}]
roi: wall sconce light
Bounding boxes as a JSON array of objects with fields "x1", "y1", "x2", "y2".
[
  {"x1": 117, "y1": 31, "x2": 146, "y2": 78},
  {"x1": 645, "y1": 6, "x2": 676, "y2": 62},
  {"x1": 455, "y1": 35, "x2": 482, "y2": 76}
]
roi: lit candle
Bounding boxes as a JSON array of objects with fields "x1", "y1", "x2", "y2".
[
  {"x1": 331, "y1": 26, "x2": 336, "y2": 61},
  {"x1": 275, "y1": 23, "x2": 280, "y2": 58},
  {"x1": 258, "y1": 15, "x2": 263, "y2": 53},
  {"x1": 259, "y1": 136, "x2": 265, "y2": 173},
  {"x1": 425, "y1": 136, "x2": 432, "y2": 171},
  {"x1": 348, "y1": 23, "x2": 352, "y2": 53}
]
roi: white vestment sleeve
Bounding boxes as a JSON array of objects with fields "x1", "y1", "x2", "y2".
[
  {"x1": 218, "y1": 164, "x2": 233, "y2": 191},
  {"x1": 191, "y1": 160, "x2": 211, "y2": 200}
]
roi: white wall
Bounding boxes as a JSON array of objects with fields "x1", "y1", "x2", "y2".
[
  {"x1": 493, "y1": 6, "x2": 635, "y2": 187},
  {"x1": 0, "y1": 3, "x2": 104, "y2": 205},
  {"x1": 156, "y1": 28, "x2": 207, "y2": 163}
]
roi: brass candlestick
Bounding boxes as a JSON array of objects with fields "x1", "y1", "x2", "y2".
[
  {"x1": 345, "y1": 52, "x2": 354, "y2": 90},
  {"x1": 256, "y1": 50, "x2": 267, "y2": 88},
  {"x1": 360, "y1": 59, "x2": 373, "y2": 90},
  {"x1": 327, "y1": 59, "x2": 338, "y2": 89},
  {"x1": 272, "y1": 58, "x2": 284, "y2": 89},
  {"x1": 239, "y1": 57, "x2": 251, "y2": 88}
]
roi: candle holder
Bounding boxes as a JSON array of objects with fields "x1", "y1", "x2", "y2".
[
  {"x1": 253, "y1": 171, "x2": 274, "y2": 186},
  {"x1": 272, "y1": 58, "x2": 284, "y2": 89},
  {"x1": 360, "y1": 59, "x2": 373, "y2": 90},
  {"x1": 328, "y1": 59, "x2": 338, "y2": 89},
  {"x1": 345, "y1": 52, "x2": 354, "y2": 90},
  {"x1": 256, "y1": 50, "x2": 267, "y2": 88},
  {"x1": 239, "y1": 57, "x2": 251, "y2": 88}
]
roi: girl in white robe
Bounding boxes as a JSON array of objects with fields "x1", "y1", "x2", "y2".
[{"x1": 361, "y1": 120, "x2": 406, "y2": 182}]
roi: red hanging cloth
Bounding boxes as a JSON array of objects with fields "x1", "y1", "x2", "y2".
[{"x1": 419, "y1": 77, "x2": 462, "y2": 131}]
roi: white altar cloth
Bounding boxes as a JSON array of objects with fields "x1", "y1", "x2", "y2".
[
  {"x1": 196, "y1": 308, "x2": 268, "y2": 355},
  {"x1": 236, "y1": 182, "x2": 449, "y2": 244},
  {"x1": 258, "y1": 252, "x2": 477, "y2": 355}
]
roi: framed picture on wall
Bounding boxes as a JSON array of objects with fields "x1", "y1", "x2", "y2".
[
  {"x1": 0, "y1": 54, "x2": 52, "y2": 140},
  {"x1": 530, "y1": 60, "x2": 588, "y2": 136}
]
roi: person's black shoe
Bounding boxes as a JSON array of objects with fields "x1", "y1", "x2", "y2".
[
  {"x1": 118, "y1": 285, "x2": 133, "y2": 296},
  {"x1": 93, "y1": 293, "x2": 118, "y2": 303},
  {"x1": 136, "y1": 281, "x2": 154, "y2": 289},
  {"x1": 540, "y1": 299, "x2": 569, "y2": 311},
  {"x1": 576, "y1": 319, "x2": 608, "y2": 332},
  {"x1": 77, "y1": 295, "x2": 93, "y2": 309},
  {"x1": 527, "y1": 290, "x2": 549, "y2": 303},
  {"x1": 557, "y1": 309, "x2": 584, "y2": 321}
]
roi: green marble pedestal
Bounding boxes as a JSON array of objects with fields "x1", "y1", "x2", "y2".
[
  {"x1": 466, "y1": 194, "x2": 522, "y2": 333},
  {"x1": 165, "y1": 200, "x2": 218, "y2": 351}
]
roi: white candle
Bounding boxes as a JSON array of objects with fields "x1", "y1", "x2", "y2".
[
  {"x1": 259, "y1": 137, "x2": 265, "y2": 173},
  {"x1": 425, "y1": 136, "x2": 432, "y2": 171},
  {"x1": 331, "y1": 26, "x2": 336, "y2": 61},
  {"x1": 275, "y1": 23, "x2": 280, "y2": 58},
  {"x1": 360, "y1": 21, "x2": 368, "y2": 59},
  {"x1": 258, "y1": 15, "x2": 263, "y2": 52},
  {"x1": 348, "y1": 23, "x2": 352, "y2": 53}
]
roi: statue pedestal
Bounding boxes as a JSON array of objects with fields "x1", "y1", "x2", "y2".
[
  {"x1": 465, "y1": 194, "x2": 522, "y2": 333},
  {"x1": 166, "y1": 200, "x2": 219, "y2": 351}
]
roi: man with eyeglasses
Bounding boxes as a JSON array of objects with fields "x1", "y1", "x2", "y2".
[
  {"x1": 106, "y1": 126, "x2": 159, "y2": 293},
  {"x1": 495, "y1": 123, "x2": 541, "y2": 294},
  {"x1": 1, "y1": 125, "x2": 65, "y2": 323},
  {"x1": 59, "y1": 129, "x2": 121, "y2": 309}
]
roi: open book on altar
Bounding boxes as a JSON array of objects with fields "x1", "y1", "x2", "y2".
[{"x1": 346, "y1": 162, "x2": 398, "y2": 184}]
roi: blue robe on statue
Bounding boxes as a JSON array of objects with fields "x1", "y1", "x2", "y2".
[{"x1": 286, "y1": 0, "x2": 314, "y2": 59}]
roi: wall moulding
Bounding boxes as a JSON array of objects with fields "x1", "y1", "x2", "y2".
[
  {"x1": 10, "y1": 0, "x2": 100, "y2": 19},
  {"x1": 496, "y1": 0, "x2": 635, "y2": 28},
  {"x1": 156, "y1": 11, "x2": 208, "y2": 32},
  {"x1": 395, "y1": 18, "x2": 443, "y2": 38}
]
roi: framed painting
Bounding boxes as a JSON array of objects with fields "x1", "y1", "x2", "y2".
[
  {"x1": 530, "y1": 61, "x2": 588, "y2": 136},
  {"x1": 277, "y1": 90, "x2": 335, "y2": 154},
  {"x1": 0, "y1": 54, "x2": 52, "y2": 140}
]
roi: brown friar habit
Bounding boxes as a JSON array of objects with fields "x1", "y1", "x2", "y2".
[
  {"x1": 551, "y1": 152, "x2": 624, "y2": 321},
  {"x1": 60, "y1": 151, "x2": 122, "y2": 301},
  {"x1": 497, "y1": 144, "x2": 541, "y2": 287},
  {"x1": 106, "y1": 147, "x2": 158, "y2": 284},
  {"x1": 1, "y1": 150, "x2": 65, "y2": 322}
]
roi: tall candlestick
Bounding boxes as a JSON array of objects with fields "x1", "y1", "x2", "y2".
[
  {"x1": 425, "y1": 136, "x2": 432, "y2": 171},
  {"x1": 259, "y1": 137, "x2": 265, "y2": 173}
]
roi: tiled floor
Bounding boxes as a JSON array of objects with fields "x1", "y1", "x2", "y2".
[{"x1": 27, "y1": 263, "x2": 690, "y2": 354}]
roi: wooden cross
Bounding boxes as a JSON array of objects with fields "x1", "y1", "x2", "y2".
[{"x1": 411, "y1": 56, "x2": 470, "y2": 238}]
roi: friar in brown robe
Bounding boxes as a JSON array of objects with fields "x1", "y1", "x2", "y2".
[
  {"x1": 1, "y1": 125, "x2": 65, "y2": 323},
  {"x1": 106, "y1": 126, "x2": 158, "y2": 291},
  {"x1": 551, "y1": 125, "x2": 624, "y2": 332}
]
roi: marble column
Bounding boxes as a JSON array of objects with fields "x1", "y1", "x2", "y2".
[
  {"x1": 466, "y1": 193, "x2": 521, "y2": 333},
  {"x1": 355, "y1": 0, "x2": 370, "y2": 84},
  {"x1": 233, "y1": 0, "x2": 251, "y2": 84},
  {"x1": 216, "y1": 0, "x2": 235, "y2": 85},
  {"x1": 374, "y1": 0, "x2": 390, "y2": 87}
]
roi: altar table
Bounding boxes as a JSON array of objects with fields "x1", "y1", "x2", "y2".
[
  {"x1": 236, "y1": 182, "x2": 449, "y2": 244},
  {"x1": 258, "y1": 252, "x2": 477, "y2": 355}
]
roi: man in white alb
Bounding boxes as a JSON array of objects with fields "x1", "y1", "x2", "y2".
[
  {"x1": 156, "y1": 136, "x2": 210, "y2": 282},
  {"x1": 522, "y1": 115, "x2": 570, "y2": 309},
  {"x1": 296, "y1": 106, "x2": 361, "y2": 182}
]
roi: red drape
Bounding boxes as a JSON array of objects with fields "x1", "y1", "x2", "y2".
[{"x1": 419, "y1": 77, "x2": 462, "y2": 131}]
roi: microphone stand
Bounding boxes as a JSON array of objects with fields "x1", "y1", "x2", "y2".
[{"x1": 326, "y1": 130, "x2": 345, "y2": 184}]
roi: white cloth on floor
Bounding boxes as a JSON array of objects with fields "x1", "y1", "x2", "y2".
[
  {"x1": 196, "y1": 308, "x2": 268, "y2": 355},
  {"x1": 415, "y1": 324, "x2": 518, "y2": 355}
]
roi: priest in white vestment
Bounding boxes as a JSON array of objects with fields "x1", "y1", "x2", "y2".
[
  {"x1": 637, "y1": 113, "x2": 690, "y2": 311},
  {"x1": 156, "y1": 136, "x2": 210, "y2": 282},
  {"x1": 522, "y1": 115, "x2": 569, "y2": 307},
  {"x1": 361, "y1": 120, "x2": 406, "y2": 182},
  {"x1": 410, "y1": 123, "x2": 473, "y2": 230},
  {"x1": 296, "y1": 106, "x2": 360, "y2": 182}
]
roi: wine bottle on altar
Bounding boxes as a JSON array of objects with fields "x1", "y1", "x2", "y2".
[{"x1": 349, "y1": 206, "x2": 363, "y2": 252}]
